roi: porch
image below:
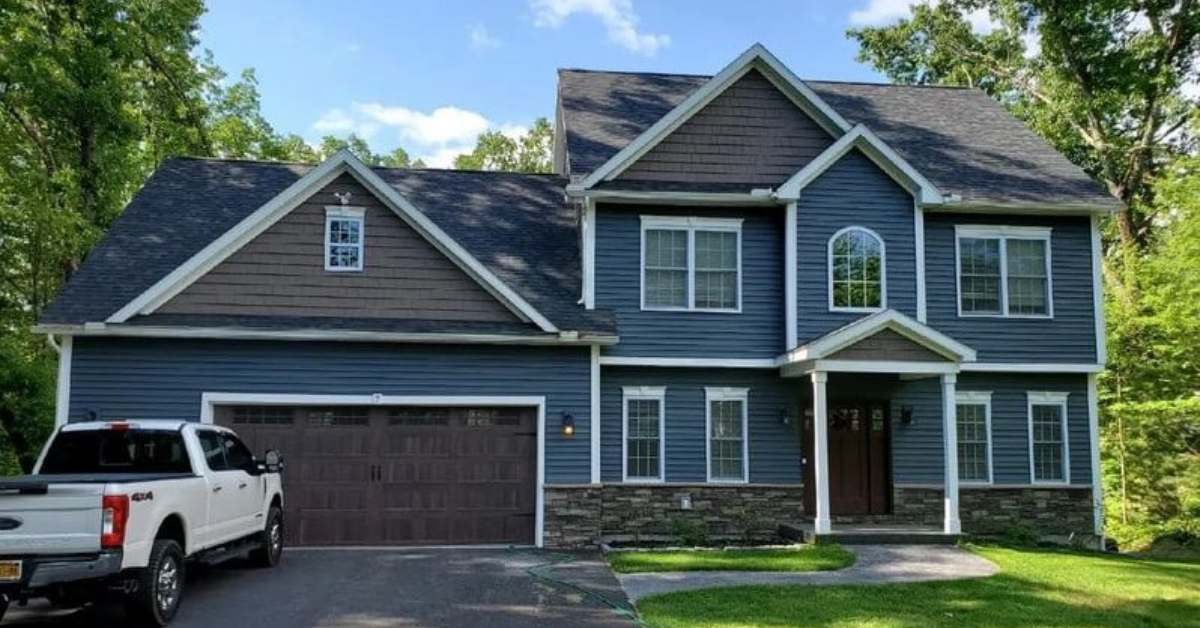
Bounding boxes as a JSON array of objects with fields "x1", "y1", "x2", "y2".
[{"x1": 779, "y1": 310, "x2": 977, "y2": 539}]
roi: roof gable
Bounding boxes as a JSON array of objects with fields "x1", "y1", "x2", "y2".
[
  {"x1": 785, "y1": 309, "x2": 977, "y2": 363},
  {"x1": 570, "y1": 44, "x2": 852, "y2": 190},
  {"x1": 615, "y1": 68, "x2": 836, "y2": 187},
  {"x1": 157, "y1": 172, "x2": 524, "y2": 324},
  {"x1": 96, "y1": 152, "x2": 564, "y2": 333},
  {"x1": 778, "y1": 124, "x2": 944, "y2": 205}
]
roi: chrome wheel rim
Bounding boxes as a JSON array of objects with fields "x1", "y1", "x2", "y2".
[
  {"x1": 156, "y1": 556, "x2": 180, "y2": 613},
  {"x1": 269, "y1": 521, "x2": 282, "y2": 558}
]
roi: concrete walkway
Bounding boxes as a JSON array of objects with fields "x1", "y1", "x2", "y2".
[{"x1": 617, "y1": 544, "x2": 999, "y2": 602}]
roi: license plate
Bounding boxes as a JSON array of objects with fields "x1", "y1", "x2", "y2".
[{"x1": 0, "y1": 560, "x2": 20, "y2": 582}]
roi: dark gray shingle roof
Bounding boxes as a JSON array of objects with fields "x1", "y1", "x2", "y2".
[
  {"x1": 41, "y1": 158, "x2": 615, "y2": 335},
  {"x1": 558, "y1": 69, "x2": 1118, "y2": 208}
]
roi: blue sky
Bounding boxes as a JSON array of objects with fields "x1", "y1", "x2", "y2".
[{"x1": 199, "y1": 0, "x2": 947, "y2": 166}]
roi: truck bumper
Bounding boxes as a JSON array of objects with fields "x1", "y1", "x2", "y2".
[{"x1": 0, "y1": 551, "x2": 123, "y2": 595}]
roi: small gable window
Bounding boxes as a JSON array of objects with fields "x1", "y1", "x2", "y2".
[
  {"x1": 325, "y1": 207, "x2": 365, "y2": 271},
  {"x1": 828, "y1": 227, "x2": 885, "y2": 312}
]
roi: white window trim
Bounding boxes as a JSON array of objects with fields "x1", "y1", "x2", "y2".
[
  {"x1": 705, "y1": 387, "x2": 749, "y2": 483},
  {"x1": 1027, "y1": 391, "x2": 1071, "y2": 486},
  {"x1": 955, "y1": 391, "x2": 993, "y2": 486},
  {"x1": 827, "y1": 226, "x2": 887, "y2": 313},
  {"x1": 622, "y1": 386, "x2": 667, "y2": 483},
  {"x1": 324, "y1": 206, "x2": 366, "y2": 272},
  {"x1": 640, "y1": 215, "x2": 743, "y2": 313},
  {"x1": 954, "y1": 225, "x2": 1054, "y2": 319}
]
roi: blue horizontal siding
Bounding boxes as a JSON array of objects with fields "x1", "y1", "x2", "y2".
[
  {"x1": 68, "y1": 338, "x2": 592, "y2": 484},
  {"x1": 599, "y1": 367, "x2": 803, "y2": 484},
  {"x1": 889, "y1": 373, "x2": 1092, "y2": 485},
  {"x1": 925, "y1": 213, "x2": 1098, "y2": 363},
  {"x1": 595, "y1": 205, "x2": 785, "y2": 358},
  {"x1": 796, "y1": 149, "x2": 917, "y2": 345}
]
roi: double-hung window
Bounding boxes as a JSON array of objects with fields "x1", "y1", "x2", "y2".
[
  {"x1": 955, "y1": 226, "x2": 1052, "y2": 317},
  {"x1": 622, "y1": 387, "x2": 666, "y2": 482},
  {"x1": 955, "y1": 391, "x2": 993, "y2": 484},
  {"x1": 325, "y1": 207, "x2": 365, "y2": 271},
  {"x1": 706, "y1": 387, "x2": 749, "y2": 483},
  {"x1": 1028, "y1": 392, "x2": 1070, "y2": 484},
  {"x1": 641, "y1": 216, "x2": 741, "y2": 312}
]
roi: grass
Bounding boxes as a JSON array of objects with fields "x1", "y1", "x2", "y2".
[
  {"x1": 635, "y1": 544, "x2": 1200, "y2": 627},
  {"x1": 607, "y1": 544, "x2": 855, "y2": 574}
]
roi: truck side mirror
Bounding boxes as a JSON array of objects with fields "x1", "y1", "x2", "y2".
[{"x1": 263, "y1": 449, "x2": 283, "y2": 473}]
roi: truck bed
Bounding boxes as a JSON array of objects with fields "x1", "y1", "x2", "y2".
[{"x1": 0, "y1": 473, "x2": 198, "y2": 493}]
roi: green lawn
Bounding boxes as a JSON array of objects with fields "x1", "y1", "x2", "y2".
[
  {"x1": 608, "y1": 544, "x2": 855, "y2": 574},
  {"x1": 635, "y1": 544, "x2": 1200, "y2": 627}
]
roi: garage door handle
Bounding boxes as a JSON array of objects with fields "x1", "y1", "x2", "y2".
[{"x1": 212, "y1": 485, "x2": 222, "y2": 493}]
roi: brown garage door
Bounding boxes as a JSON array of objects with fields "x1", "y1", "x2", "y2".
[{"x1": 215, "y1": 405, "x2": 536, "y2": 546}]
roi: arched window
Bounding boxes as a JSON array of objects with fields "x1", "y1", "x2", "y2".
[{"x1": 828, "y1": 227, "x2": 886, "y2": 311}]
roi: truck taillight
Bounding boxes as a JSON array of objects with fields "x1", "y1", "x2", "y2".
[{"x1": 101, "y1": 495, "x2": 130, "y2": 549}]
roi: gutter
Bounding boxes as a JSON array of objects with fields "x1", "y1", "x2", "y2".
[{"x1": 33, "y1": 323, "x2": 619, "y2": 348}]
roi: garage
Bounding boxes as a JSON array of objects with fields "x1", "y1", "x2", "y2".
[{"x1": 215, "y1": 404, "x2": 537, "y2": 546}]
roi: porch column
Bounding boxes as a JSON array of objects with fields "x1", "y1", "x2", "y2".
[
  {"x1": 811, "y1": 371, "x2": 831, "y2": 534},
  {"x1": 941, "y1": 373, "x2": 962, "y2": 534}
]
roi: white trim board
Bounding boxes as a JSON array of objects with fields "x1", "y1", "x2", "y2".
[
  {"x1": 571, "y1": 43, "x2": 851, "y2": 190},
  {"x1": 198, "y1": 392, "x2": 549, "y2": 548},
  {"x1": 54, "y1": 335, "x2": 73, "y2": 427},
  {"x1": 776, "y1": 124, "x2": 944, "y2": 206},
  {"x1": 106, "y1": 150, "x2": 559, "y2": 333},
  {"x1": 34, "y1": 323, "x2": 616, "y2": 347},
  {"x1": 599, "y1": 356, "x2": 779, "y2": 368}
]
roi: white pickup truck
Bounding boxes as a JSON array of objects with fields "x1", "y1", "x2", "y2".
[{"x1": 0, "y1": 420, "x2": 284, "y2": 626}]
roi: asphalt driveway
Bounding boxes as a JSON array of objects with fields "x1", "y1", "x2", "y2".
[{"x1": 2, "y1": 548, "x2": 634, "y2": 627}]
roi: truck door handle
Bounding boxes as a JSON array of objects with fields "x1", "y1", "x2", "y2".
[
  {"x1": 238, "y1": 482, "x2": 247, "y2": 489},
  {"x1": 212, "y1": 486, "x2": 223, "y2": 493}
]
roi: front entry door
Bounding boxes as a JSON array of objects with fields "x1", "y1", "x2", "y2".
[{"x1": 804, "y1": 401, "x2": 891, "y2": 516}]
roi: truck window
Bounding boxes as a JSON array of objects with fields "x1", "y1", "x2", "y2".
[
  {"x1": 196, "y1": 430, "x2": 229, "y2": 471},
  {"x1": 41, "y1": 430, "x2": 192, "y2": 474},
  {"x1": 220, "y1": 433, "x2": 255, "y2": 471}
]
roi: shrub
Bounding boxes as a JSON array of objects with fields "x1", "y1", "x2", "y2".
[{"x1": 670, "y1": 518, "x2": 710, "y2": 547}]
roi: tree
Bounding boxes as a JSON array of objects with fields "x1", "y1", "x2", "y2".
[
  {"x1": 317, "y1": 134, "x2": 424, "y2": 167},
  {"x1": 454, "y1": 117, "x2": 553, "y2": 172},
  {"x1": 849, "y1": 1, "x2": 1200, "y2": 250}
]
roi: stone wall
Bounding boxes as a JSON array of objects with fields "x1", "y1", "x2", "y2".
[
  {"x1": 542, "y1": 484, "x2": 1096, "y2": 548},
  {"x1": 542, "y1": 484, "x2": 805, "y2": 549},
  {"x1": 894, "y1": 485, "x2": 1097, "y2": 537}
]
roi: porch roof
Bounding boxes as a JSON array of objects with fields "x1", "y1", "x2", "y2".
[{"x1": 780, "y1": 310, "x2": 976, "y2": 376}]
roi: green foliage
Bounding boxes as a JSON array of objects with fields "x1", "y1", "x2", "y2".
[
  {"x1": 849, "y1": 0, "x2": 1200, "y2": 249},
  {"x1": 1001, "y1": 522, "x2": 1041, "y2": 546},
  {"x1": 669, "y1": 518, "x2": 710, "y2": 547},
  {"x1": 1102, "y1": 399, "x2": 1200, "y2": 549},
  {"x1": 0, "y1": 337, "x2": 55, "y2": 475},
  {"x1": 453, "y1": 117, "x2": 553, "y2": 173},
  {"x1": 607, "y1": 545, "x2": 854, "y2": 574},
  {"x1": 636, "y1": 544, "x2": 1200, "y2": 627}
]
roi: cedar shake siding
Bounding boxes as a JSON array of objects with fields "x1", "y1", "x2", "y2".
[
  {"x1": 617, "y1": 69, "x2": 835, "y2": 186},
  {"x1": 159, "y1": 174, "x2": 521, "y2": 323},
  {"x1": 827, "y1": 329, "x2": 948, "y2": 362}
]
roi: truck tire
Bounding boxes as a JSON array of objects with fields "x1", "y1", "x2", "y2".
[
  {"x1": 124, "y1": 539, "x2": 185, "y2": 627},
  {"x1": 0, "y1": 593, "x2": 8, "y2": 622},
  {"x1": 248, "y1": 506, "x2": 283, "y2": 568}
]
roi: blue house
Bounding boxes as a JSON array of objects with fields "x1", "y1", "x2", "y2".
[{"x1": 38, "y1": 45, "x2": 1113, "y2": 549}]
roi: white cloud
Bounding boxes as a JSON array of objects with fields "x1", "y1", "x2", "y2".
[
  {"x1": 469, "y1": 24, "x2": 501, "y2": 49},
  {"x1": 311, "y1": 104, "x2": 527, "y2": 168},
  {"x1": 530, "y1": 0, "x2": 669, "y2": 56},
  {"x1": 849, "y1": 0, "x2": 998, "y2": 34}
]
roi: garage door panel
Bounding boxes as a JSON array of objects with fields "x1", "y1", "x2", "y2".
[{"x1": 216, "y1": 404, "x2": 535, "y2": 546}]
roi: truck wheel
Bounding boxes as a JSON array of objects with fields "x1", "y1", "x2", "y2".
[
  {"x1": 125, "y1": 539, "x2": 185, "y2": 627},
  {"x1": 249, "y1": 506, "x2": 283, "y2": 568},
  {"x1": 0, "y1": 594, "x2": 8, "y2": 622}
]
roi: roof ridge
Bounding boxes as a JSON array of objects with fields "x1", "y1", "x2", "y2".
[
  {"x1": 558, "y1": 67, "x2": 712, "y2": 79},
  {"x1": 167, "y1": 155, "x2": 564, "y2": 179}
]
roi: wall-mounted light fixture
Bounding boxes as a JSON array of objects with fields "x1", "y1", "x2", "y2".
[
  {"x1": 561, "y1": 412, "x2": 576, "y2": 438},
  {"x1": 900, "y1": 406, "x2": 915, "y2": 425}
]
